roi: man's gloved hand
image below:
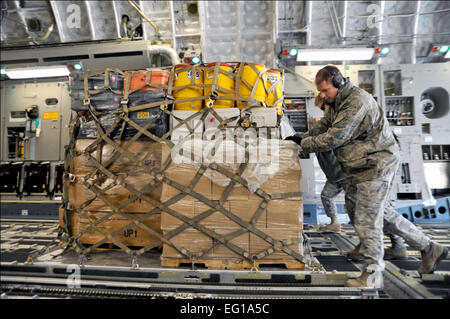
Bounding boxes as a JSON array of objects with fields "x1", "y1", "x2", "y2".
[{"x1": 284, "y1": 133, "x2": 303, "y2": 146}]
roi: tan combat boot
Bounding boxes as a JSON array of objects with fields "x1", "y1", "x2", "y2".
[
  {"x1": 346, "y1": 243, "x2": 364, "y2": 261},
  {"x1": 384, "y1": 235, "x2": 408, "y2": 260},
  {"x1": 345, "y1": 270, "x2": 384, "y2": 289},
  {"x1": 318, "y1": 216, "x2": 341, "y2": 232},
  {"x1": 418, "y1": 242, "x2": 448, "y2": 276}
]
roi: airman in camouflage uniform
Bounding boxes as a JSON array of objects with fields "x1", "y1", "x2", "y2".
[
  {"x1": 310, "y1": 95, "x2": 349, "y2": 232},
  {"x1": 311, "y1": 95, "x2": 406, "y2": 259},
  {"x1": 296, "y1": 66, "x2": 448, "y2": 288}
]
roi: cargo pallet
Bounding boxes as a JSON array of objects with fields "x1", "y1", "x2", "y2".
[{"x1": 160, "y1": 257, "x2": 305, "y2": 270}]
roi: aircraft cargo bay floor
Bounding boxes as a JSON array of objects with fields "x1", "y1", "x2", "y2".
[{"x1": 1, "y1": 218, "x2": 449, "y2": 299}]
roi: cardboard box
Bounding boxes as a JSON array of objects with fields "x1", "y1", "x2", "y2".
[
  {"x1": 161, "y1": 196, "x2": 230, "y2": 229},
  {"x1": 160, "y1": 140, "x2": 301, "y2": 202},
  {"x1": 162, "y1": 227, "x2": 249, "y2": 259},
  {"x1": 59, "y1": 206, "x2": 66, "y2": 229},
  {"x1": 68, "y1": 173, "x2": 162, "y2": 213},
  {"x1": 161, "y1": 197, "x2": 302, "y2": 230},
  {"x1": 69, "y1": 210, "x2": 161, "y2": 247},
  {"x1": 225, "y1": 198, "x2": 302, "y2": 229},
  {"x1": 266, "y1": 199, "x2": 303, "y2": 228},
  {"x1": 249, "y1": 226, "x2": 303, "y2": 259},
  {"x1": 162, "y1": 225, "x2": 303, "y2": 260},
  {"x1": 161, "y1": 165, "x2": 213, "y2": 202},
  {"x1": 70, "y1": 139, "x2": 162, "y2": 175},
  {"x1": 227, "y1": 199, "x2": 267, "y2": 228}
]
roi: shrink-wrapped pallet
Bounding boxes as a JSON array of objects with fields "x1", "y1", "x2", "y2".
[
  {"x1": 63, "y1": 139, "x2": 163, "y2": 248},
  {"x1": 160, "y1": 139, "x2": 304, "y2": 269},
  {"x1": 60, "y1": 64, "x2": 308, "y2": 270}
]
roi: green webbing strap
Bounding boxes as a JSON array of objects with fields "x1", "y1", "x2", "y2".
[
  {"x1": 208, "y1": 107, "x2": 238, "y2": 130},
  {"x1": 250, "y1": 199, "x2": 268, "y2": 227},
  {"x1": 208, "y1": 163, "x2": 270, "y2": 201},
  {"x1": 162, "y1": 175, "x2": 306, "y2": 263},
  {"x1": 211, "y1": 62, "x2": 220, "y2": 95},
  {"x1": 71, "y1": 164, "x2": 155, "y2": 255},
  {"x1": 62, "y1": 112, "x2": 82, "y2": 237},
  {"x1": 266, "y1": 74, "x2": 284, "y2": 107},
  {"x1": 145, "y1": 70, "x2": 151, "y2": 91},
  {"x1": 104, "y1": 68, "x2": 110, "y2": 91},
  {"x1": 126, "y1": 99, "x2": 173, "y2": 112},
  {"x1": 102, "y1": 68, "x2": 128, "y2": 95},
  {"x1": 160, "y1": 154, "x2": 306, "y2": 262},
  {"x1": 81, "y1": 150, "x2": 250, "y2": 259},
  {"x1": 122, "y1": 71, "x2": 132, "y2": 103},
  {"x1": 248, "y1": 63, "x2": 268, "y2": 107},
  {"x1": 234, "y1": 63, "x2": 243, "y2": 95},
  {"x1": 83, "y1": 70, "x2": 90, "y2": 105},
  {"x1": 65, "y1": 65, "x2": 309, "y2": 267},
  {"x1": 269, "y1": 192, "x2": 303, "y2": 200},
  {"x1": 169, "y1": 106, "x2": 209, "y2": 136},
  {"x1": 83, "y1": 116, "x2": 161, "y2": 177}
]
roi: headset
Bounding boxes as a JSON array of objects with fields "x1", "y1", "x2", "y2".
[{"x1": 323, "y1": 65, "x2": 345, "y2": 89}]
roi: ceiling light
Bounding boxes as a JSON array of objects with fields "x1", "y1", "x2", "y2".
[
  {"x1": 374, "y1": 46, "x2": 390, "y2": 56},
  {"x1": 381, "y1": 47, "x2": 390, "y2": 55},
  {"x1": 6, "y1": 65, "x2": 70, "y2": 79},
  {"x1": 296, "y1": 48, "x2": 374, "y2": 61}
]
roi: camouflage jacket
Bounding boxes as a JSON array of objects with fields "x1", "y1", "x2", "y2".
[{"x1": 301, "y1": 79, "x2": 400, "y2": 183}]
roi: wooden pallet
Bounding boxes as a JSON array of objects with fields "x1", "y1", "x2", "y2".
[
  {"x1": 161, "y1": 257, "x2": 305, "y2": 270},
  {"x1": 78, "y1": 242, "x2": 163, "y2": 252}
]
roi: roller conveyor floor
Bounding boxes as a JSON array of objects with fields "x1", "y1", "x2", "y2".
[{"x1": 1, "y1": 218, "x2": 449, "y2": 299}]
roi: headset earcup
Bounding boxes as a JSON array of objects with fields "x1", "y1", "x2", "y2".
[
  {"x1": 323, "y1": 65, "x2": 344, "y2": 89},
  {"x1": 334, "y1": 74, "x2": 345, "y2": 89}
]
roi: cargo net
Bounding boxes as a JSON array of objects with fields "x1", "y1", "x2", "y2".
[{"x1": 61, "y1": 63, "x2": 311, "y2": 270}]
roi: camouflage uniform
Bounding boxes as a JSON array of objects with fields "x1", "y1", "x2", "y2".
[
  {"x1": 321, "y1": 180, "x2": 348, "y2": 218},
  {"x1": 316, "y1": 151, "x2": 349, "y2": 219},
  {"x1": 301, "y1": 80, "x2": 431, "y2": 272}
]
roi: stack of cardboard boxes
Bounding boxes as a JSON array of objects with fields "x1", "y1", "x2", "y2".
[
  {"x1": 159, "y1": 141, "x2": 304, "y2": 268},
  {"x1": 63, "y1": 139, "x2": 163, "y2": 247},
  {"x1": 62, "y1": 66, "x2": 304, "y2": 269}
]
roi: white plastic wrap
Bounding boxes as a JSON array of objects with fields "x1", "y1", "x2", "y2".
[
  {"x1": 280, "y1": 115, "x2": 297, "y2": 139},
  {"x1": 170, "y1": 136, "x2": 300, "y2": 193}
]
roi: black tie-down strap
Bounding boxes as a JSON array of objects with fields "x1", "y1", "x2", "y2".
[{"x1": 61, "y1": 65, "x2": 310, "y2": 268}]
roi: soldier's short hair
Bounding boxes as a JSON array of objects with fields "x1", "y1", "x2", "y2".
[{"x1": 315, "y1": 65, "x2": 343, "y2": 86}]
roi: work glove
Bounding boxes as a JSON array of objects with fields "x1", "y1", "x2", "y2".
[{"x1": 284, "y1": 133, "x2": 303, "y2": 146}]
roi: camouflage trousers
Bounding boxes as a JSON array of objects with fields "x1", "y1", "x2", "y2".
[
  {"x1": 345, "y1": 166, "x2": 431, "y2": 272},
  {"x1": 321, "y1": 179, "x2": 350, "y2": 218}
]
